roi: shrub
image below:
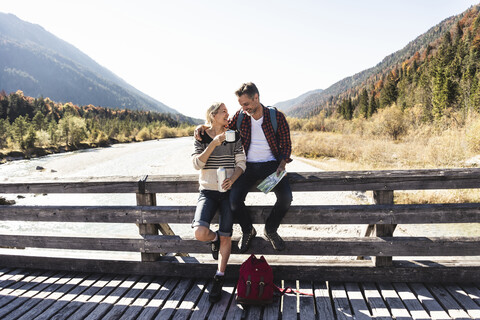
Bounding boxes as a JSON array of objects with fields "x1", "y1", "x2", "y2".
[
  {"x1": 366, "y1": 104, "x2": 407, "y2": 140},
  {"x1": 135, "y1": 127, "x2": 151, "y2": 141},
  {"x1": 466, "y1": 117, "x2": 480, "y2": 153}
]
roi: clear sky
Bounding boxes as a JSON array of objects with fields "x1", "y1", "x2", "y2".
[{"x1": 1, "y1": 0, "x2": 479, "y2": 119}]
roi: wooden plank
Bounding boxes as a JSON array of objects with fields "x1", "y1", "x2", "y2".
[
  {"x1": 145, "y1": 168, "x2": 480, "y2": 192},
  {"x1": 67, "y1": 275, "x2": 128, "y2": 320},
  {"x1": 189, "y1": 278, "x2": 213, "y2": 320},
  {"x1": 19, "y1": 273, "x2": 90, "y2": 320},
  {"x1": 0, "y1": 205, "x2": 144, "y2": 223},
  {"x1": 284, "y1": 168, "x2": 480, "y2": 191},
  {"x1": 426, "y1": 284, "x2": 472, "y2": 320},
  {"x1": 3, "y1": 168, "x2": 480, "y2": 195},
  {"x1": 6, "y1": 271, "x2": 71, "y2": 320},
  {"x1": 224, "y1": 282, "x2": 246, "y2": 320},
  {"x1": 145, "y1": 235, "x2": 480, "y2": 256},
  {"x1": 83, "y1": 275, "x2": 141, "y2": 320},
  {"x1": 1, "y1": 255, "x2": 480, "y2": 283},
  {"x1": 209, "y1": 279, "x2": 237, "y2": 320},
  {"x1": 330, "y1": 282, "x2": 353, "y2": 320},
  {"x1": 5, "y1": 234, "x2": 480, "y2": 256},
  {"x1": 460, "y1": 284, "x2": 480, "y2": 306},
  {"x1": 2, "y1": 202, "x2": 480, "y2": 224},
  {"x1": 50, "y1": 274, "x2": 117, "y2": 320},
  {"x1": 392, "y1": 283, "x2": 430, "y2": 320},
  {"x1": 245, "y1": 304, "x2": 262, "y2": 320},
  {"x1": 0, "y1": 270, "x2": 53, "y2": 311},
  {"x1": 262, "y1": 280, "x2": 281, "y2": 320},
  {"x1": 313, "y1": 281, "x2": 335, "y2": 320},
  {"x1": 282, "y1": 280, "x2": 297, "y2": 319},
  {"x1": 361, "y1": 282, "x2": 392, "y2": 320},
  {"x1": 444, "y1": 284, "x2": 480, "y2": 320},
  {"x1": 101, "y1": 275, "x2": 152, "y2": 319},
  {"x1": 0, "y1": 235, "x2": 143, "y2": 252},
  {"x1": 119, "y1": 277, "x2": 166, "y2": 320},
  {"x1": 0, "y1": 268, "x2": 29, "y2": 296},
  {"x1": 298, "y1": 280, "x2": 315, "y2": 320},
  {"x1": 171, "y1": 278, "x2": 208, "y2": 320},
  {"x1": 137, "y1": 277, "x2": 180, "y2": 319},
  {"x1": 344, "y1": 282, "x2": 372, "y2": 320},
  {"x1": 409, "y1": 283, "x2": 451, "y2": 320},
  {"x1": 155, "y1": 278, "x2": 193, "y2": 319},
  {"x1": 14, "y1": 271, "x2": 78, "y2": 319},
  {"x1": 0, "y1": 177, "x2": 140, "y2": 194},
  {"x1": 377, "y1": 282, "x2": 412, "y2": 320}
]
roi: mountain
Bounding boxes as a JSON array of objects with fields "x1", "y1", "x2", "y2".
[
  {"x1": 286, "y1": 5, "x2": 480, "y2": 118},
  {"x1": 0, "y1": 13, "x2": 178, "y2": 114},
  {"x1": 273, "y1": 89, "x2": 323, "y2": 113}
]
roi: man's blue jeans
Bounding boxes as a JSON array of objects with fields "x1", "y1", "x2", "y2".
[{"x1": 230, "y1": 161, "x2": 293, "y2": 234}]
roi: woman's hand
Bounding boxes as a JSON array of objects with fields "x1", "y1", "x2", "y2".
[
  {"x1": 221, "y1": 178, "x2": 234, "y2": 190},
  {"x1": 212, "y1": 132, "x2": 226, "y2": 147}
]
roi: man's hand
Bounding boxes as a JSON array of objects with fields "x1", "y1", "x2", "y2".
[
  {"x1": 194, "y1": 125, "x2": 208, "y2": 141},
  {"x1": 276, "y1": 160, "x2": 286, "y2": 176},
  {"x1": 221, "y1": 177, "x2": 234, "y2": 190}
]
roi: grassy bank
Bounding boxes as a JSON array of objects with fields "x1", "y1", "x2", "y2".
[
  {"x1": 290, "y1": 106, "x2": 480, "y2": 204},
  {"x1": 0, "y1": 125, "x2": 195, "y2": 163}
]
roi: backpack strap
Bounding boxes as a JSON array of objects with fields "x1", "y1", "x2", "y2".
[
  {"x1": 268, "y1": 107, "x2": 277, "y2": 134},
  {"x1": 274, "y1": 284, "x2": 314, "y2": 297},
  {"x1": 236, "y1": 110, "x2": 244, "y2": 132},
  {"x1": 236, "y1": 107, "x2": 277, "y2": 134}
]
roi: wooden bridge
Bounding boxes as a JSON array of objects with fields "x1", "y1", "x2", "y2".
[{"x1": 0, "y1": 168, "x2": 480, "y2": 319}]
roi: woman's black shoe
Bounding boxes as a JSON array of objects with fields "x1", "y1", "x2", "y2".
[
  {"x1": 209, "y1": 275, "x2": 225, "y2": 303},
  {"x1": 211, "y1": 231, "x2": 220, "y2": 260}
]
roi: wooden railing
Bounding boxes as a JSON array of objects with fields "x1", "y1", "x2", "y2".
[{"x1": 0, "y1": 168, "x2": 479, "y2": 283}]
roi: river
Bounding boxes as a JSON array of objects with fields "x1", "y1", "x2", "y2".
[
  {"x1": 0, "y1": 137, "x2": 368, "y2": 261},
  {"x1": 1, "y1": 137, "x2": 478, "y2": 261}
]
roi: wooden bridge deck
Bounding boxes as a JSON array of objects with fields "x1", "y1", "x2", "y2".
[{"x1": 0, "y1": 267, "x2": 479, "y2": 320}]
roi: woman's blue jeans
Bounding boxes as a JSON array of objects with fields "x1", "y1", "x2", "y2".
[{"x1": 230, "y1": 161, "x2": 293, "y2": 234}]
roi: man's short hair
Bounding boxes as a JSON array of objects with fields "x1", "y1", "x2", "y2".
[{"x1": 235, "y1": 82, "x2": 259, "y2": 99}]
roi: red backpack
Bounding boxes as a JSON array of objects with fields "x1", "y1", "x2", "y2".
[{"x1": 236, "y1": 255, "x2": 274, "y2": 305}]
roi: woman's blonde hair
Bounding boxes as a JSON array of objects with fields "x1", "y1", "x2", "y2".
[{"x1": 205, "y1": 102, "x2": 224, "y2": 125}]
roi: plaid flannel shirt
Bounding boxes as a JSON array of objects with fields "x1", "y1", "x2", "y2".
[{"x1": 228, "y1": 105, "x2": 292, "y2": 163}]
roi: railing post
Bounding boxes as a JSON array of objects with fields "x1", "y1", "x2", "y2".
[
  {"x1": 136, "y1": 176, "x2": 187, "y2": 260},
  {"x1": 136, "y1": 181, "x2": 161, "y2": 262},
  {"x1": 372, "y1": 190, "x2": 396, "y2": 267}
]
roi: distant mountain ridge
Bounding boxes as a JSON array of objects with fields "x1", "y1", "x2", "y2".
[
  {"x1": 0, "y1": 13, "x2": 179, "y2": 115},
  {"x1": 285, "y1": 6, "x2": 474, "y2": 118},
  {"x1": 273, "y1": 89, "x2": 323, "y2": 112}
]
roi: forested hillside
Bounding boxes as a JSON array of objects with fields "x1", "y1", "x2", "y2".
[
  {"x1": 289, "y1": 5, "x2": 480, "y2": 120},
  {"x1": 0, "y1": 90, "x2": 197, "y2": 160}
]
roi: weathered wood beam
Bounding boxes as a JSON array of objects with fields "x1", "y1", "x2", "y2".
[
  {"x1": 136, "y1": 184, "x2": 161, "y2": 262},
  {"x1": 373, "y1": 190, "x2": 396, "y2": 266},
  {"x1": 2, "y1": 168, "x2": 480, "y2": 193},
  {"x1": 0, "y1": 176, "x2": 140, "y2": 194},
  {"x1": 2, "y1": 235, "x2": 479, "y2": 256},
  {"x1": 0, "y1": 255, "x2": 479, "y2": 283},
  {"x1": 2, "y1": 203, "x2": 480, "y2": 224}
]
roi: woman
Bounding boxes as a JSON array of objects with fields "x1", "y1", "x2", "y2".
[{"x1": 192, "y1": 102, "x2": 246, "y2": 303}]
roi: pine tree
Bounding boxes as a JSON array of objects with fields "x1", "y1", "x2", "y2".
[
  {"x1": 358, "y1": 88, "x2": 369, "y2": 118},
  {"x1": 380, "y1": 72, "x2": 398, "y2": 108},
  {"x1": 368, "y1": 94, "x2": 378, "y2": 117},
  {"x1": 338, "y1": 98, "x2": 354, "y2": 120}
]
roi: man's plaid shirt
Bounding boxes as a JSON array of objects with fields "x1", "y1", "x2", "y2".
[{"x1": 228, "y1": 105, "x2": 292, "y2": 163}]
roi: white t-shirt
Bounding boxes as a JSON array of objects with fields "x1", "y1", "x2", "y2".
[{"x1": 247, "y1": 116, "x2": 276, "y2": 162}]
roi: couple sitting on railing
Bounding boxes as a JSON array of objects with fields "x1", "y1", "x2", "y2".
[{"x1": 191, "y1": 82, "x2": 293, "y2": 303}]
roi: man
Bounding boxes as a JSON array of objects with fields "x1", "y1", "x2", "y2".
[{"x1": 228, "y1": 82, "x2": 293, "y2": 252}]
